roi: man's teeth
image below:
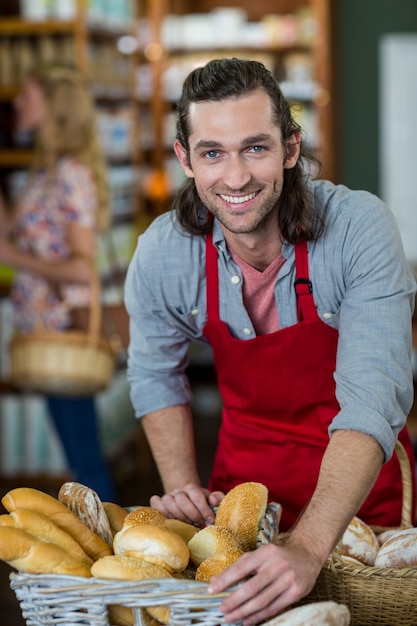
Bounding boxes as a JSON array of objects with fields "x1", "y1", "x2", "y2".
[{"x1": 220, "y1": 192, "x2": 257, "y2": 204}]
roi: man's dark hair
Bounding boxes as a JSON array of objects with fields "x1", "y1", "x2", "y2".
[{"x1": 172, "y1": 57, "x2": 323, "y2": 242}]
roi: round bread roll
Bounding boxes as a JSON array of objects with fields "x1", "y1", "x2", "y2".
[
  {"x1": 376, "y1": 528, "x2": 402, "y2": 547},
  {"x1": 164, "y1": 519, "x2": 199, "y2": 544},
  {"x1": 188, "y1": 525, "x2": 243, "y2": 567},
  {"x1": 123, "y1": 507, "x2": 166, "y2": 528},
  {"x1": 103, "y1": 502, "x2": 128, "y2": 536},
  {"x1": 91, "y1": 554, "x2": 172, "y2": 581},
  {"x1": 113, "y1": 524, "x2": 189, "y2": 574},
  {"x1": 262, "y1": 601, "x2": 350, "y2": 625},
  {"x1": 374, "y1": 527, "x2": 417, "y2": 568},
  {"x1": 92, "y1": 555, "x2": 172, "y2": 626},
  {"x1": 340, "y1": 516, "x2": 379, "y2": 566},
  {"x1": 58, "y1": 482, "x2": 113, "y2": 546},
  {"x1": 195, "y1": 550, "x2": 242, "y2": 582},
  {"x1": 215, "y1": 482, "x2": 268, "y2": 551}
]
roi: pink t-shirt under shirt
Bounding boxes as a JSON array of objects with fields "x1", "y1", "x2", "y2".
[{"x1": 229, "y1": 248, "x2": 286, "y2": 335}]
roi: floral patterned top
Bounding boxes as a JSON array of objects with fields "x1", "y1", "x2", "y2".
[{"x1": 11, "y1": 157, "x2": 97, "y2": 332}]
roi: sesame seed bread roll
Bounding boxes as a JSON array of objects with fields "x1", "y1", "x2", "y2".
[
  {"x1": 58, "y1": 482, "x2": 113, "y2": 546},
  {"x1": 0, "y1": 509, "x2": 92, "y2": 566},
  {"x1": 340, "y1": 516, "x2": 379, "y2": 566},
  {"x1": 374, "y1": 527, "x2": 417, "y2": 568},
  {"x1": 215, "y1": 482, "x2": 268, "y2": 551},
  {"x1": 164, "y1": 518, "x2": 199, "y2": 544},
  {"x1": 102, "y1": 502, "x2": 128, "y2": 536},
  {"x1": 263, "y1": 601, "x2": 350, "y2": 625},
  {"x1": 2, "y1": 487, "x2": 112, "y2": 561},
  {"x1": 123, "y1": 507, "x2": 166, "y2": 528},
  {"x1": 188, "y1": 525, "x2": 243, "y2": 567},
  {"x1": 195, "y1": 550, "x2": 242, "y2": 582},
  {"x1": 113, "y1": 524, "x2": 190, "y2": 574},
  {"x1": 0, "y1": 526, "x2": 91, "y2": 577}
]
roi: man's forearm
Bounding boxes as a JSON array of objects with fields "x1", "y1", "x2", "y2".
[
  {"x1": 141, "y1": 404, "x2": 200, "y2": 492},
  {"x1": 287, "y1": 429, "x2": 385, "y2": 564}
]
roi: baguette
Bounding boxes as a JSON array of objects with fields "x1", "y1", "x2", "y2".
[
  {"x1": 0, "y1": 526, "x2": 91, "y2": 577},
  {"x1": 0, "y1": 509, "x2": 92, "y2": 566},
  {"x1": 2, "y1": 487, "x2": 112, "y2": 561}
]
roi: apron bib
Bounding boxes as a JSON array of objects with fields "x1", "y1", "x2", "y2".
[{"x1": 203, "y1": 232, "x2": 415, "y2": 530}]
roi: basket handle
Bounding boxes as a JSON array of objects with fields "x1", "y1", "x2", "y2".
[{"x1": 394, "y1": 439, "x2": 414, "y2": 529}]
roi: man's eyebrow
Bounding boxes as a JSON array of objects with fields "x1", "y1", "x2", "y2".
[{"x1": 193, "y1": 134, "x2": 274, "y2": 152}]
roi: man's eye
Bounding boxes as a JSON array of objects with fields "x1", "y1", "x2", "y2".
[
  {"x1": 251, "y1": 145, "x2": 265, "y2": 153},
  {"x1": 205, "y1": 150, "x2": 219, "y2": 158}
]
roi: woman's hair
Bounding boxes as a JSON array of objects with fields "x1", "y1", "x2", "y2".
[
  {"x1": 173, "y1": 57, "x2": 323, "y2": 242},
  {"x1": 28, "y1": 64, "x2": 109, "y2": 231}
]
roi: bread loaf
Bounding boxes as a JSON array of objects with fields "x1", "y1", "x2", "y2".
[
  {"x1": 340, "y1": 516, "x2": 379, "y2": 566},
  {"x1": 164, "y1": 519, "x2": 199, "y2": 544},
  {"x1": 2, "y1": 487, "x2": 112, "y2": 561},
  {"x1": 103, "y1": 502, "x2": 128, "y2": 536},
  {"x1": 215, "y1": 482, "x2": 268, "y2": 551},
  {"x1": 58, "y1": 482, "x2": 113, "y2": 546},
  {"x1": 0, "y1": 526, "x2": 91, "y2": 577},
  {"x1": 188, "y1": 525, "x2": 243, "y2": 566},
  {"x1": 0, "y1": 509, "x2": 92, "y2": 566},
  {"x1": 374, "y1": 527, "x2": 417, "y2": 568},
  {"x1": 262, "y1": 601, "x2": 350, "y2": 625},
  {"x1": 113, "y1": 524, "x2": 190, "y2": 574}
]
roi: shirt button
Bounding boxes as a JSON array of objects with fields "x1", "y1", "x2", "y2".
[
  {"x1": 191, "y1": 308, "x2": 199, "y2": 316},
  {"x1": 323, "y1": 312, "x2": 332, "y2": 320},
  {"x1": 243, "y1": 328, "x2": 252, "y2": 335},
  {"x1": 231, "y1": 275, "x2": 240, "y2": 284}
]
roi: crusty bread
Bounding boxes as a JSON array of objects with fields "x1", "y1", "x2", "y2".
[
  {"x1": 0, "y1": 509, "x2": 92, "y2": 566},
  {"x1": 188, "y1": 525, "x2": 243, "y2": 566},
  {"x1": 376, "y1": 528, "x2": 402, "y2": 547},
  {"x1": 340, "y1": 516, "x2": 379, "y2": 566},
  {"x1": 263, "y1": 601, "x2": 350, "y2": 625},
  {"x1": 103, "y1": 502, "x2": 128, "y2": 536},
  {"x1": 164, "y1": 519, "x2": 199, "y2": 544},
  {"x1": 195, "y1": 550, "x2": 242, "y2": 582},
  {"x1": 374, "y1": 527, "x2": 417, "y2": 568},
  {"x1": 113, "y1": 524, "x2": 190, "y2": 574},
  {"x1": 0, "y1": 526, "x2": 91, "y2": 577},
  {"x1": 91, "y1": 554, "x2": 172, "y2": 581},
  {"x1": 92, "y1": 554, "x2": 172, "y2": 625},
  {"x1": 123, "y1": 506, "x2": 166, "y2": 528},
  {"x1": 215, "y1": 482, "x2": 268, "y2": 551},
  {"x1": 2, "y1": 487, "x2": 112, "y2": 561},
  {"x1": 58, "y1": 482, "x2": 113, "y2": 546}
]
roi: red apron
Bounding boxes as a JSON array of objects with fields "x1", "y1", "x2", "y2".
[{"x1": 203, "y1": 232, "x2": 416, "y2": 531}]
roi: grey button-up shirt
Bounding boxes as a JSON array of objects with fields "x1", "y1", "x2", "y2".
[{"x1": 125, "y1": 179, "x2": 416, "y2": 462}]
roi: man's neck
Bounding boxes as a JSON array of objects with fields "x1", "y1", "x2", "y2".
[{"x1": 221, "y1": 228, "x2": 283, "y2": 272}]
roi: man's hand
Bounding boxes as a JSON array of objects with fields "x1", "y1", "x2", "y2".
[
  {"x1": 150, "y1": 484, "x2": 224, "y2": 526},
  {"x1": 207, "y1": 542, "x2": 322, "y2": 625}
]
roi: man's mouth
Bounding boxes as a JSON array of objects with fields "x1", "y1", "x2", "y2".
[{"x1": 219, "y1": 191, "x2": 258, "y2": 204}]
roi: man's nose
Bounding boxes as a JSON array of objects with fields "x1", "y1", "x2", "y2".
[{"x1": 222, "y1": 155, "x2": 251, "y2": 190}]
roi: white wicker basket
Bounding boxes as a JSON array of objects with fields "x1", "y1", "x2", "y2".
[{"x1": 10, "y1": 574, "x2": 241, "y2": 626}]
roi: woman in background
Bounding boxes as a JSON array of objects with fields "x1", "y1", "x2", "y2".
[{"x1": 0, "y1": 64, "x2": 116, "y2": 501}]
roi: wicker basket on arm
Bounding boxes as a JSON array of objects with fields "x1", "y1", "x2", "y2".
[
  {"x1": 9, "y1": 260, "x2": 115, "y2": 396},
  {"x1": 299, "y1": 440, "x2": 417, "y2": 626}
]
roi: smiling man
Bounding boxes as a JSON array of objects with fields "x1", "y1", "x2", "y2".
[{"x1": 125, "y1": 58, "x2": 416, "y2": 625}]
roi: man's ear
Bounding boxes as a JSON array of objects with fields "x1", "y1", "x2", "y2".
[
  {"x1": 284, "y1": 131, "x2": 301, "y2": 169},
  {"x1": 173, "y1": 139, "x2": 194, "y2": 178}
]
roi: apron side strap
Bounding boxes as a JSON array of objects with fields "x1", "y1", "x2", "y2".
[{"x1": 294, "y1": 240, "x2": 319, "y2": 322}]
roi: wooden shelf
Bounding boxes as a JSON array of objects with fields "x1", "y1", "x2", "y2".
[{"x1": 0, "y1": 18, "x2": 76, "y2": 36}]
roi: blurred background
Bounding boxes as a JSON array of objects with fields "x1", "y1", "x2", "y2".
[{"x1": 0, "y1": 2, "x2": 416, "y2": 621}]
